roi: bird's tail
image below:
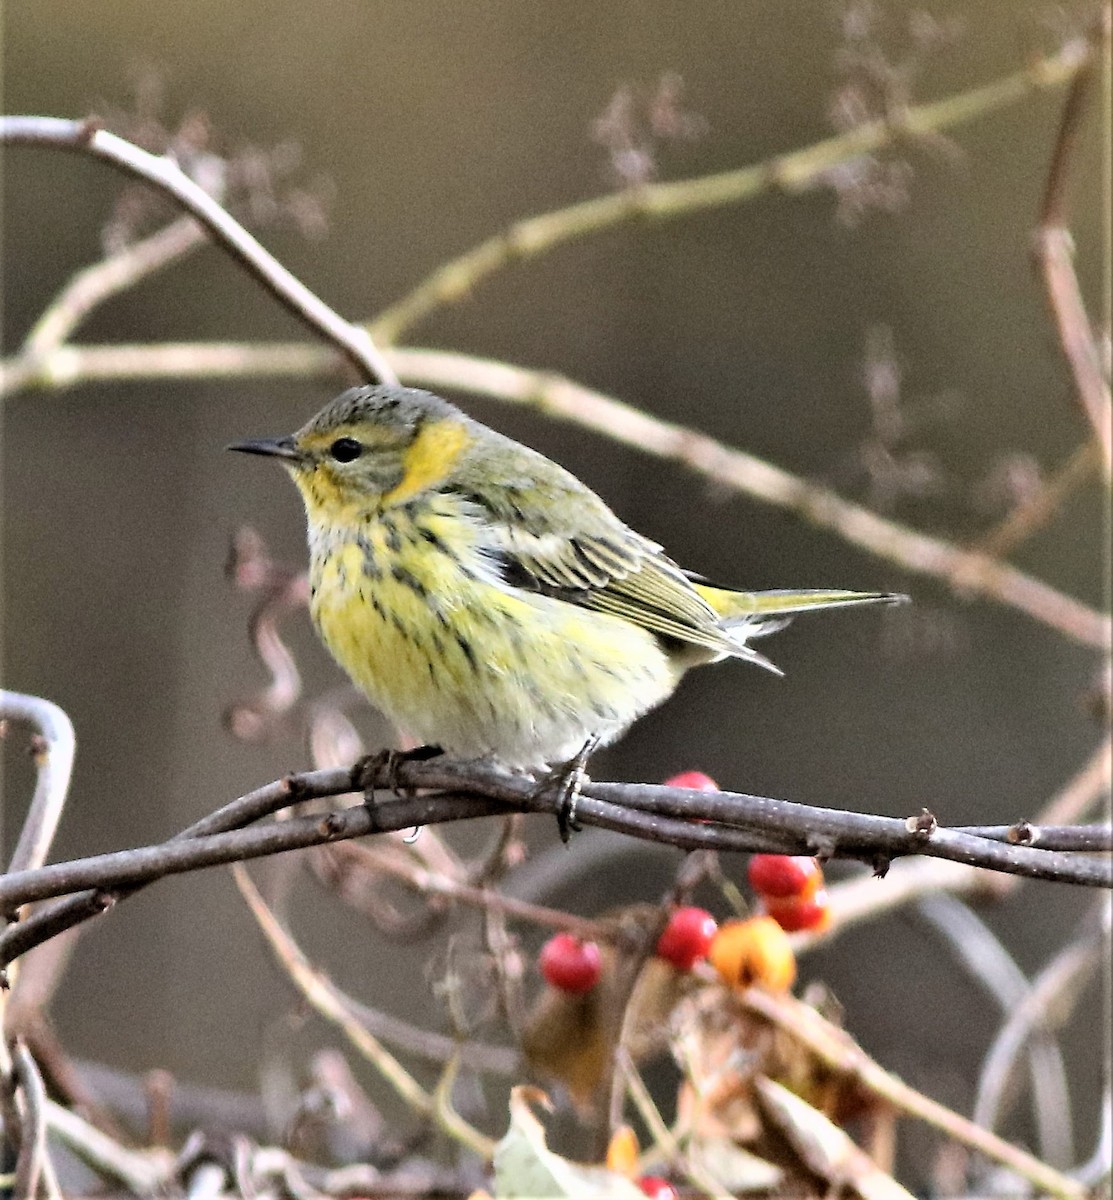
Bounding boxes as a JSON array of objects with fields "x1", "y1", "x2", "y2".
[
  {"x1": 691, "y1": 585, "x2": 908, "y2": 675},
  {"x1": 695, "y1": 586, "x2": 908, "y2": 621}
]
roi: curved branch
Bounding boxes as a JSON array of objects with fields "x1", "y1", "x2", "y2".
[
  {"x1": 973, "y1": 899, "x2": 1110, "y2": 1141},
  {"x1": 0, "y1": 115, "x2": 396, "y2": 386},
  {"x1": 1, "y1": 691, "x2": 76, "y2": 876}
]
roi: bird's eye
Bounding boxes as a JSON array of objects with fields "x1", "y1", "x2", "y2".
[{"x1": 329, "y1": 437, "x2": 363, "y2": 463}]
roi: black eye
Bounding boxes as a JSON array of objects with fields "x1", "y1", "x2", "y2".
[{"x1": 329, "y1": 437, "x2": 363, "y2": 463}]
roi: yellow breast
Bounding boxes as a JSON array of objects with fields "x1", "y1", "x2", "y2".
[{"x1": 304, "y1": 497, "x2": 679, "y2": 767}]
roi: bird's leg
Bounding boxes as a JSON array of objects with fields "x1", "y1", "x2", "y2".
[
  {"x1": 534, "y1": 735, "x2": 601, "y2": 843},
  {"x1": 356, "y1": 744, "x2": 444, "y2": 797}
]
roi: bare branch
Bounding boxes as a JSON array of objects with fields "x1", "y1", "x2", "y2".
[
  {"x1": 0, "y1": 115, "x2": 396, "y2": 386},
  {"x1": 971, "y1": 441, "x2": 1103, "y2": 561},
  {"x1": 9, "y1": 340, "x2": 1107, "y2": 647},
  {"x1": 369, "y1": 37, "x2": 1091, "y2": 344},
  {"x1": 8, "y1": 1042, "x2": 59, "y2": 1200},
  {"x1": 21, "y1": 217, "x2": 207, "y2": 361},
  {"x1": 45, "y1": 1098, "x2": 172, "y2": 1194},
  {"x1": 389, "y1": 348, "x2": 1113, "y2": 652}
]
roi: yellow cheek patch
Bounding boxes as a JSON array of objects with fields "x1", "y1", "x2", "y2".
[{"x1": 383, "y1": 418, "x2": 472, "y2": 505}]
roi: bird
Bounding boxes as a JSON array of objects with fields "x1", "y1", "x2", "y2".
[{"x1": 230, "y1": 384, "x2": 904, "y2": 816}]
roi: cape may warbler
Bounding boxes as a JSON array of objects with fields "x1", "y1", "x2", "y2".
[{"x1": 231, "y1": 385, "x2": 903, "y2": 772}]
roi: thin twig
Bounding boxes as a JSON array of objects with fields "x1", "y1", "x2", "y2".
[
  {"x1": 21, "y1": 216, "x2": 207, "y2": 361},
  {"x1": 314, "y1": 837, "x2": 607, "y2": 940},
  {"x1": 971, "y1": 441, "x2": 1103, "y2": 561},
  {"x1": 45, "y1": 1098, "x2": 171, "y2": 1195},
  {"x1": 390, "y1": 348, "x2": 1113, "y2": 651},
  {"x1": 231, "y1": 863, "x2": 496, "y2": 1159},
  {"x1": 368, "y1": 37, "x2": 1090, "y2": 344},
  {"x1": 0, "y1": 115, "x2": 396, "y2": 387},
  {"x1": 741, "y1": 988, "x2": 1089, "y2": 1200},
  {"x1": 602, "y1": 853, "x2": 715, "y2": 1149},
  {"x1": 338, "y1": 977, "x2": 519, "y2": 1076},
  {"x1": 9, "y1": 1042, "x2": 57, "y2": 1200},
  {"x1": 616, "y1": 1051, "x2": 735, "y2": 1200}
]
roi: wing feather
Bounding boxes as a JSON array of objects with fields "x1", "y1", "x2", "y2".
[{"x1": 446, "y1": 477, "x2": 732, "y2": 654}]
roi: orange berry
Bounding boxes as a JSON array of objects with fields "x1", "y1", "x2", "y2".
[
  {"x1": 708, "y1": 916, "x2": 796, "y2": 993},
  {"x1": 605, "y1": 1125, "x2": 639, "y2": 1176}
]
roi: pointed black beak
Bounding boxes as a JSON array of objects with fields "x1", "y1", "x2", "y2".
[{"x1": 226, "y1": 435, "x2": 302, "y2": 462}]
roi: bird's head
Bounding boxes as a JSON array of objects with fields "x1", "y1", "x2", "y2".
[{"x1": 229, "y1": 385, "x2": 474, "y2": 519}]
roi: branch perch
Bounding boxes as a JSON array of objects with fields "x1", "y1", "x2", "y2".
[{"x1": 1, "y1": 758, "x2": 1109, "y2": 973}]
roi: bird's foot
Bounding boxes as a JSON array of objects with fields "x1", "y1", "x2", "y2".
[
  {"x1": 533, "y1": 736, "x2": 600, "y2": 844},
  {"x1": 356, "y1": 744, "x2": 444, "y2": 797}
]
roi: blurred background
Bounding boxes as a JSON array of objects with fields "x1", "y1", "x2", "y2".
[{"x1": 2, "y1": 0, "x2": 1107, "y2": 1183}]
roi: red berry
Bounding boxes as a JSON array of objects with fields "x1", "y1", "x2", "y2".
[
  {"x1": 539, "y1": 933, "x2": 601, "y2": 994},
  {"x1": 747, "y1": 854, "x2": 822, "y2": 899},
  {"x1": 764, "y1": 889, "x2": 832, "y2": 933},
  {"x1": 656, "y1": 906, "x2": 719, "y2": 971},
  {"x1": 638, "y1": 1177, "x2": 679, "y2": 1199},
  {"x1": 663, "y1": 770, "x2": 719, "y2": 791}
]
